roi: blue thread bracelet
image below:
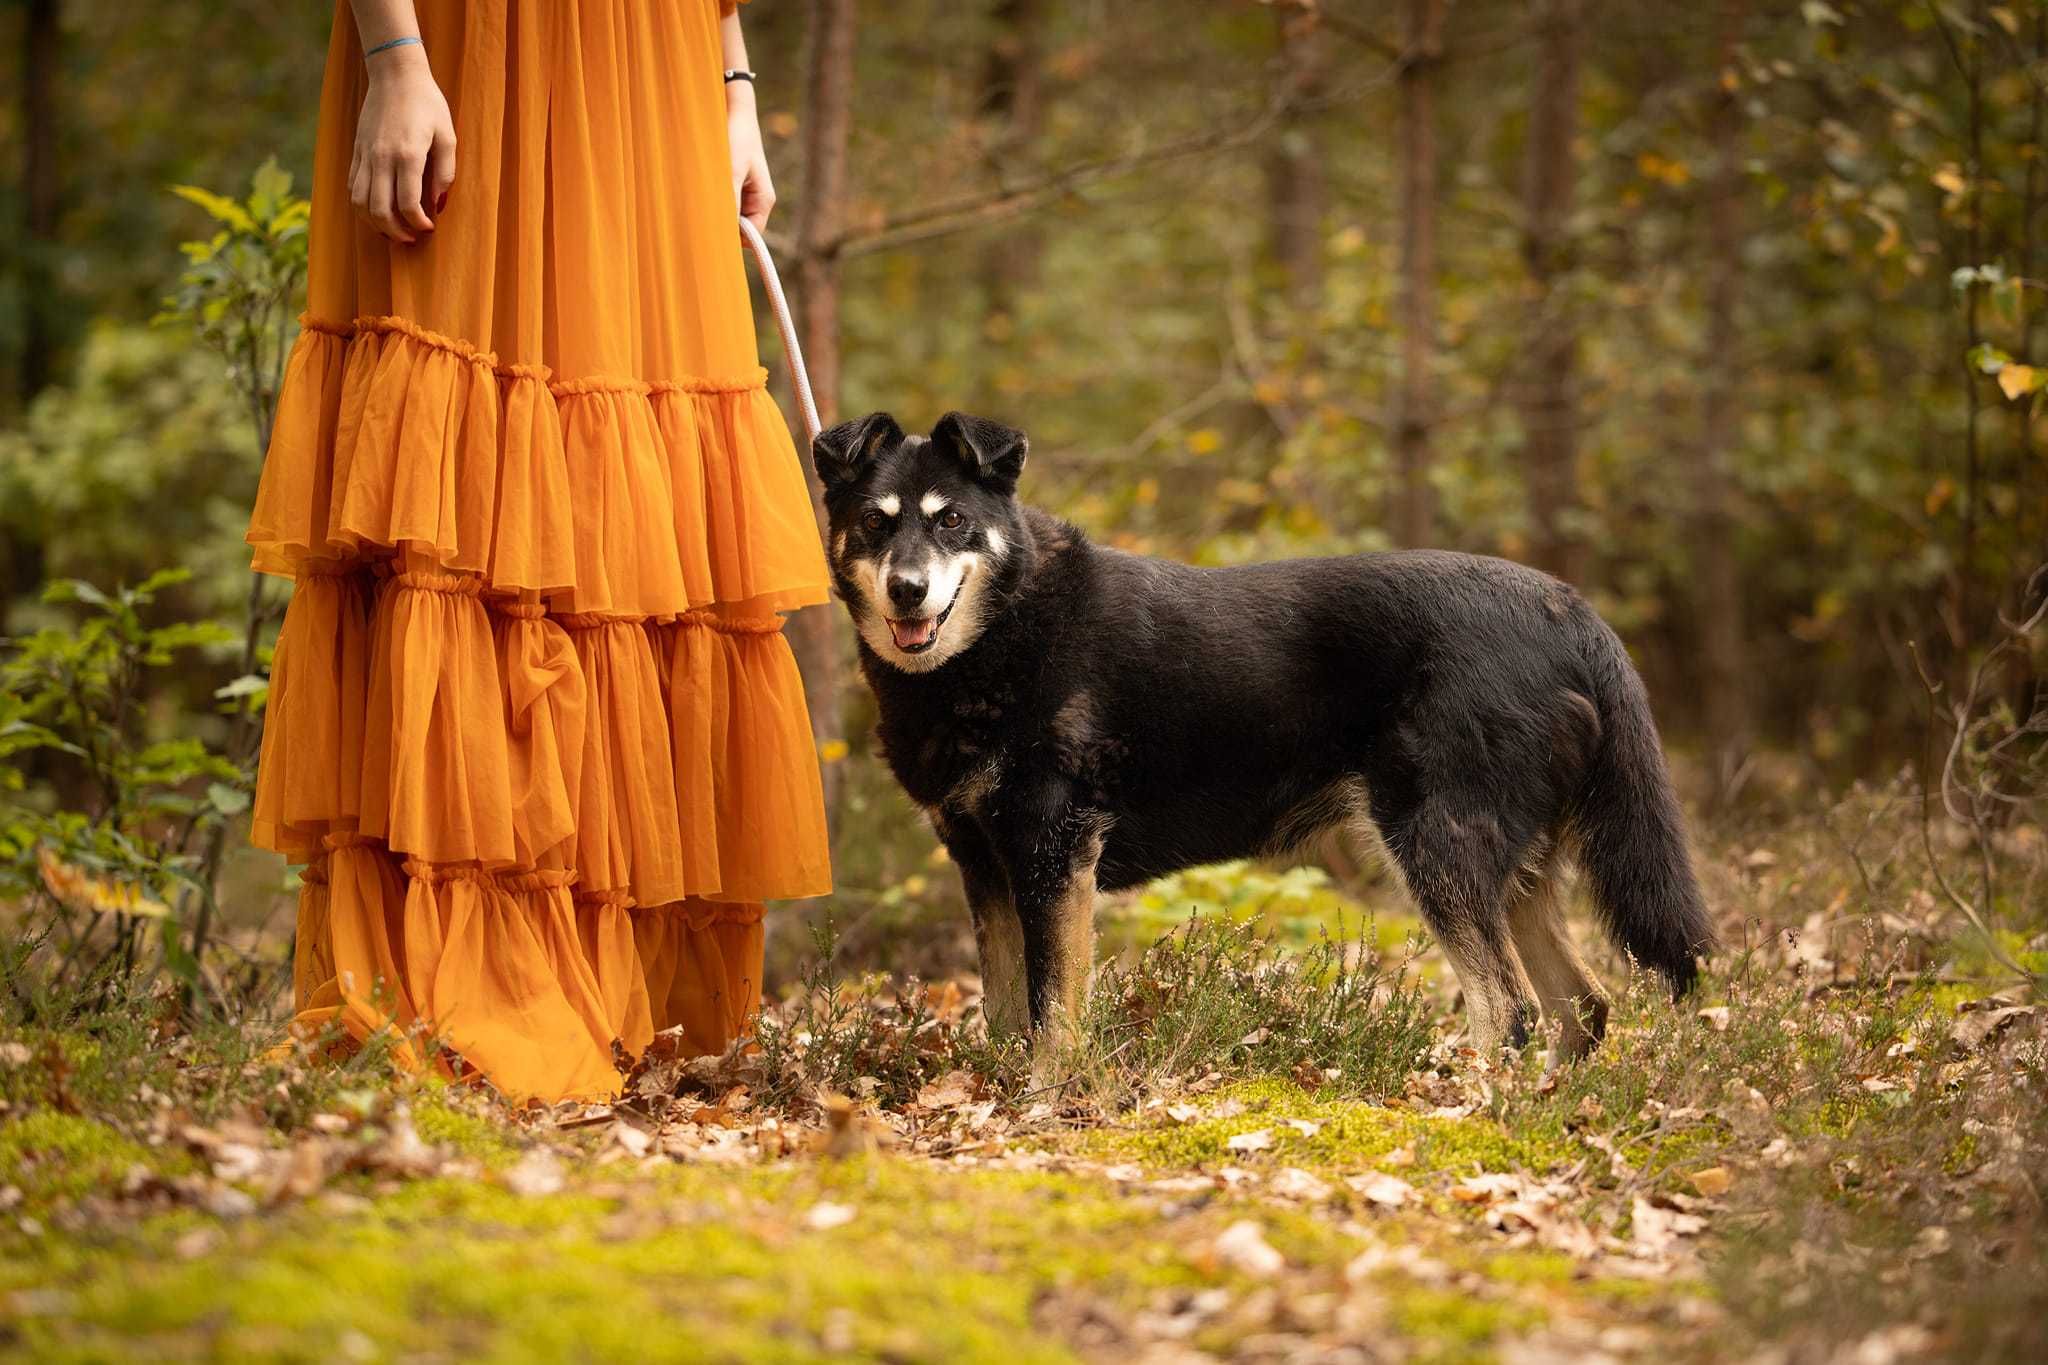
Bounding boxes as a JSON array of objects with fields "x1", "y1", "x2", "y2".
[{"x1": 364, "y1": 35, "x2": 422, "y2": 59}]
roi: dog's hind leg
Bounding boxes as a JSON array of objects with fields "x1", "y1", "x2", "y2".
[
  {"x1": 1507, "y1": 857, "x2": 1609, "y2": 1060},
  {"x1": 1382, "y1": 795, "x2": 1539, "y2": 1054}
]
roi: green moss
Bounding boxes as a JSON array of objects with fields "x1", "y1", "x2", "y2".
[
  {"x1": 1582, "y1": 1275, "x2": 1666, "y2": 1304},
  {"x1": 18, "y1": 1152, "x2": 1378, "y2": 1362},
  {"x1": 1388, "y1": 1287, "x2": 1545, "y2": 1363},
  {"x1": 1068, "y1": 1079, "x2": 1576, "y2": 1177},
  {"x1": 1472, "y1": 1249, "x2": 1577, "y2": 1287},
  {"x1": 408, "y1": 1092, "x2": 521, "y2": 1168},
  {"x1": 0, "y1": 1110, "x2": 179, "y2": 1213}
]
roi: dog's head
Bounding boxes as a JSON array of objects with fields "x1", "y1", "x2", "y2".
[{"x1": 812, "y1": 411, "x2": 1027, "y2": 673}]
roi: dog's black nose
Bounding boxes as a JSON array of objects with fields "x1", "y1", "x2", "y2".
[{"x1": 886, "y1": 572, "x2": 927, "y2": 611}]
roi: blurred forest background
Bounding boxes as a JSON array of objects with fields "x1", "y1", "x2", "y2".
[{"x1": 2, "y1": 0, "x2": 2045, "y2": 995}]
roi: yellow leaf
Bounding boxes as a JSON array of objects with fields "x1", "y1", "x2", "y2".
[
  {"x1": 168, "y1": 184, "x2": 256, "y2": 235},
  {"x1": 818, "y1": 738, "x2": 849, "y2": 764},
  {"x1": 1991, "y1": 5, "x2": 2021, "y2": 36},
  {"x1": 37, "y1": 848, "x2": 170, "y2": 919},
  {"x1": 1689, "y1": 1167, "x2": 1734, "y2": 1197},
  {"x1": 902, "y1": 875, "x2": 929, "y2": 897},
  {"x1": 1998, "y1": 363, "x2": 2040, "y2": 400},
  {"x1": 1133, "y1": 477, "x2": 1159, "y2": 507},
  {"x1": 1932, "y1": 164, "x2": 1968, "y2": 197},
  {"x1": 1925, "y1": 476, "x2": 1956, "y2": 517},
  {"x1": 1185, "y1": 428, "x2": 1223, "y2": 455},
  {"x1": 1636, "y1": 152, "x2": 1692, "y2": 188}
]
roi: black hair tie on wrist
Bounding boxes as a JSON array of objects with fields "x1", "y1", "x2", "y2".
[{"x1": 723, "y1": 69, "x2": 755, "y2": 84}]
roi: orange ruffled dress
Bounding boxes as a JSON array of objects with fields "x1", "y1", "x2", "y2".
[{"x1": 249, "y1": 0, "x2": 831, "y2": 1103}]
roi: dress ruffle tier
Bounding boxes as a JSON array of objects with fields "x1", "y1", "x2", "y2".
[{"x1": 253, "y1": 311, "x2": 831, "y2": 1103}]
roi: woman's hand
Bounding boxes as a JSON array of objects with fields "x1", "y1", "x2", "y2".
[
  {"x1": 727, "y1": 80, "x2": 776, "y2": 232},
  {"x1": 348, "y1": 43, "x2": 456, "y2": 245}
]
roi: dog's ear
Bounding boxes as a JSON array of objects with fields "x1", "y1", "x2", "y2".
[
  {"x1": 931, "y1": 412, "x2": 1028, "y2": 495},
  {"x1": 812, "y1": 412, "x2": 903, "y2": 494}
]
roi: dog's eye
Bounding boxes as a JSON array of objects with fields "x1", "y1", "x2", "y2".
[
  {"x1": 861, "y1": 510, "x2": 888, "y2": 533},
  {"x1": 938, "y1": 510, "x2": 964, "y2": 530}
]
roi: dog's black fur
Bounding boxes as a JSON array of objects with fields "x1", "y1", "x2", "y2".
[{"x1": 814, "y1": 411, "x2": 1714, "y2": 1055}]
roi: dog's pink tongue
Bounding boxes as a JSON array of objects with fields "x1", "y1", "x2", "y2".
[{"x1": 889, "y1": 617, "x2": 937, "y2": 649}]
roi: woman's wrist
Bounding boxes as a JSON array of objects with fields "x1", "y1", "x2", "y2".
[
  {"x1": 366, "y1": 38, "x2": 430, "y2": 84},
  {"x1": 724, "y1": 76, "x2": 758, "y2": 112}
]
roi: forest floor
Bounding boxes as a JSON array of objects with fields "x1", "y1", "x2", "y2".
[{"x1": 2, "y1": 785, "x2": 2045, "y2": 1363}]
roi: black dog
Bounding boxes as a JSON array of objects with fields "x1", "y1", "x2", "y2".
[{"x1": 813, "y1": 411, "x2": 1713, "y2": 1056}]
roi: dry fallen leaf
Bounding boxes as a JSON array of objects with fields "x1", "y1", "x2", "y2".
[
  {"x1": 915, "y1": 1070, "x2": 977, "y2": 1110},
  {"x1": 269, "y1": 1138, "x2": 328, "y2": 1205},
  {"x1": 1953, "y1": 1005, "x2": 2035, "y2": 1053},
  {"x1": 804, "y1": 1201, "x2": 857, "y2": 1231},
  {"x1": 1268, "y1": 1167, "x2": 1335, "y2": 1203},
  {"x1": 609, "y1": 1122, "x2": 653, "y2": 1158},
  {"x1": 1346, "y1": 1170, "x2": 1417, "y2": 1210},
  {"x1": 1689, "y1": 1166, "x2": 1733, "y2": 1198},
  {"x1": 1211, "y1": 1219, "x2": 1285, "y2": 1278},
  {"x1": 1451, "y1": 1173, "x2": 1525, "y2": 1205},
  {"x1": 1630, "y1": 1195, "x2": 1707, "y2": 1256},
  {"x1": 1225, "y1": 1129, "x2": 1274, "y2": 1153},
  {"x1": 502, "y1": 1150, "x2": 566, "y2": 1198}
]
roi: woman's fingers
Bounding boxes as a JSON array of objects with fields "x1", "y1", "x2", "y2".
[
  {"x1": 348, "y1": 143, "x2": 369, "y2": 221},
  {"x1": 368, "y1": 159, "x2": 413, "y2": 244},
  {"x1": 742, "y1": 162, "x2": 775, "y2": 232},
  {"x1": 425, "y1": 124, "x2": 457, "y2": 217},
  {"x1": 395, "y1": 150, "x2": 433, "y2": 234}
]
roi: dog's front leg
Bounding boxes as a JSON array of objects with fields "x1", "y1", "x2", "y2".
[
  {"x1": 935, "y1": 812, "x2": 1029, "y2": 1039},
  {"x1": 993, "y1": 789, "x2": 1104, "y2": 1049}
]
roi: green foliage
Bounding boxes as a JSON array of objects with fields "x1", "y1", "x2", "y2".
[
  {"x1": 0, "y1": 325, "x2": 257, "y2": 623},
  {"x1": 159, "y1": 157, "x2": 308, "y2": 455},
  {"x1": 0, "y1": 569, "x2": 241, "y2": 1004},
  {"x1": 1108, "y1": 859, "x2": 1422, "y2": 957}
]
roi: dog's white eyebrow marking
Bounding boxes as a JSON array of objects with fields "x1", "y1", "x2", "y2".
[
  {"x1": 983, "y1": 525, "x2": 1006, "y2": 558},
  {"x1": 875, "y1": 493, "x2": 901, "y2": 517},
  {"x1": 919, "y1": 489, "x2": 948, "y2": 517}
]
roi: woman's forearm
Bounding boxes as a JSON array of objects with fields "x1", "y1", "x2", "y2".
[
  {"x1": 349, "y1": 0, "x2": 422, "y2": 52},
  {"x1": 720, "y1": 10, "x2": 751, "y2": 75},
  {"x1": 722, "y1": 6, "x2": 776, "y2": 229}
]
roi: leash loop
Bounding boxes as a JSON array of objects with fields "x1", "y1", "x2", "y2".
[{"x1": 738, "y1": 217, "x2": 823, "y2": 447}]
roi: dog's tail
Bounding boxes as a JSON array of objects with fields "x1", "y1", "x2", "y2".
[{"x1": 1569, "y1": 614, "x2": 1714, "y2": 998}]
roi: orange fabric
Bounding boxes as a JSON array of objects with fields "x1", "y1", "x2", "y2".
[{"x1": 255, "y1": 1, "x2": 830, "y2": 1104}]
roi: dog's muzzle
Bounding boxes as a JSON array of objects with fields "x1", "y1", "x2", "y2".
[{"x1": 887, "y1": 592, "x2": 956, "y2": 653}]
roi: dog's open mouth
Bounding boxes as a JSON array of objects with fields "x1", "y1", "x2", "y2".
[{"x1": 887, "y1": 593, "x2": 957, "y2": 654}]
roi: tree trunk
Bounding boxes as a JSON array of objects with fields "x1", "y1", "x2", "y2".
[
  {"x1": 978, "y1": 0, "x2": 1046, "y2": 323},
  {"x1": 1694, "y1": 0, "x2": 1752, "y2": 799},
  {"x1": 1392, "y1": 0, "x2": 1447, "y2": 548},
  {"x1": 1264, "y1": 6, "x2": 1328, "y2": 321},
  {"x1": 1519, "y1": 0, "x2": 1583, "y2": 584},
  {"x1": 19, "y1": 0, "x2": 61, "y2": 403},
  {"x1": 790, "y1": 0, "x2": 857, "y2": 810}
]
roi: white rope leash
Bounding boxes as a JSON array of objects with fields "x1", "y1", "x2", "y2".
[{"x1": 738, "y1": 217, "x2": 823, "y2": 447}]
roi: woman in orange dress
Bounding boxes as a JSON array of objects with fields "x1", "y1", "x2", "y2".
[{"x1": 249, "y1": 0, "x2": 832, "y2": 1103}]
